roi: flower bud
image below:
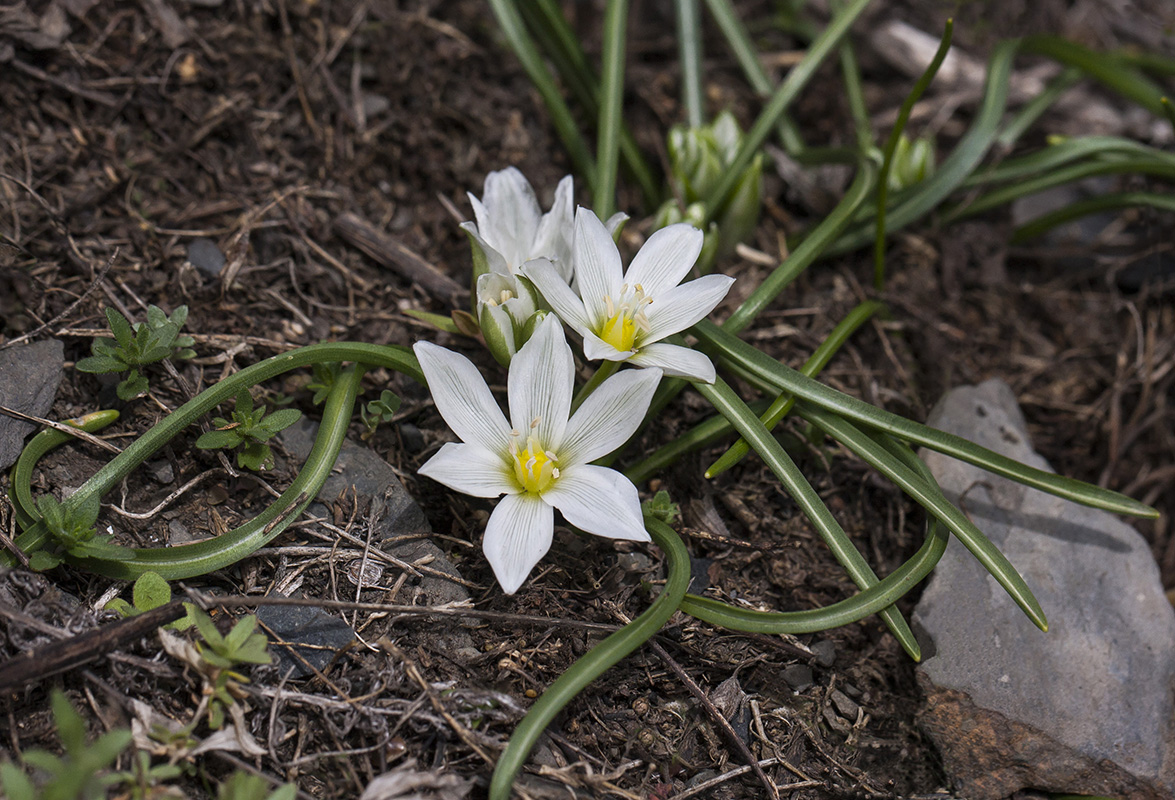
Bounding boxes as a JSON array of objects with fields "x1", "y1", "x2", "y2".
[{"x1": 888, "y1": 134, "x2": 936, "y2": 191}]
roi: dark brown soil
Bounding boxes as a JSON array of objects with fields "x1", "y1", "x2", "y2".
[{"x1": 1, "y1": 1, "x2": 1171, "y2": 798}]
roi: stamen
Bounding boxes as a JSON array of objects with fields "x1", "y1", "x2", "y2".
[
  {"x1": 604, "y1": 294, "x2": 615, "y2": 317},
  {"x1": 551, "y1": 467, "x2": 560, "y2": 479},
  {"x1": 530, "y1": 416, "x2": 541, "y2": 429}
]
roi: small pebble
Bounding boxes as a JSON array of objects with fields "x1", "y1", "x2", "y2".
[
  {"x1": 830, "y1": 689, "x2": 860, "y2": 720},
  {"x1": 187, "y1": 237, "x2": 226, "y2": 276},
  {"x1": 398, "y1": 422, "x2": 425, "y2": 453},
  {"x1": 782, "y1": 664, "x2": 814, "y2": 691},
  {"x1": 811, "y1": 639, "x2": 836, "y2": 667}
]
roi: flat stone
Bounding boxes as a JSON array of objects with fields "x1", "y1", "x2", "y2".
[
  {"x1": 913, "y1": 379, "x2": 1175, "y2": 800},
  {"x1": 0, "y1": 340, "x2": 65, "y2": 471},
  {"x1": 186, "y1": 238, "x2": 225, "y2": 276},
  {"x1": 257, "y1": 596, "x2": 356, "y2": 678}
]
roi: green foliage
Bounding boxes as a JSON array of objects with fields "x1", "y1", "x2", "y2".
[
  {"x1": 29, "y1": 494, "x2": 131, "y2": 571},
  {"x1": 75, "y1": 306, "x2": 195, "y2": 401},
  {"x1": 305, "y1": 361, "x2": 341, "y2": 405},
  {"x1": 110, "y1": 751, "x2": 185, "y2": 800},
  {"x1": 105, "y1": 572, "x2": 195, "y2": 631},
  {"x1": 360, "y1": 389, "x2": 402, "y2": 440},
  {"x1": 188, "y1": 607, "x2": 271, "y2": 729},
  {"x1": 0, "y1": 689, "x2": 133, "y2": 800},
  {"x1": 886, "y1": 133, "x2": 937, "y2": 190},
  {"x1": 216, "y1": 772, "x2": 297, "y2": 800},
  {"x1": 640, "y1": 490, "x2": 679, "y2": 526},
  {"x1": 194, "y1": 389, "x2": 301, "y2": 471}
]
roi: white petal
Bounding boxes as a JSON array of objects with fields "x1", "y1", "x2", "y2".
[
  {"x1": 604, "y1": 212, "x2": 629, "y2": 239},
  {"x1": 624, "y1": 223, "x2": 704, "y2": 296},
  {"x1": 482, "y1": 168, "x2": 542, "y2": 268},
  {"x1": 467, "y1": 194, "x2": 492, "y2": 245},
  {"x1": 582, "y1": 331, "x2": 633, "y2": 362},
  {"x1": 642, "y1": 274, "x2": 735, "y2": 341},
  {"x1": 419, "y1": 442, "x2": 515, "y2": 498},
  {"x1": 483, "y1": 492, "x2": 554, "y2": 594},
  {"x1": 413, "y1": 341, "x2": 511, "y2": 451},
  {"x1": 520, "y1": 258, "x2": 593, "y2": 337},
  {"x1": 533, "y1": 175, "x2": 575, "y2": 280},
  {"x1": 543, "y1": 464, "x2": 650, "y2": 542},
  {"x1": 560, "y1": 368, "x2": 662, "y2": 465},
  {"x1": 628, "y1": 342, "x2": 717, "y2": 383},
  {"x1": 572, "y1": 207, "x2": 623, "y2": 329},
  {"x1": 462, "y1": 222, "x2": 512, "y2": 277},
  {"x1": 508, "y1": 315, "x2": 573, "y2": 450}
]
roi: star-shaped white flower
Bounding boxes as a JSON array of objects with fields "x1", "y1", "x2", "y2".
[
  {"x1": 414, "y1": 315, "x2": 660, "y2": 594},
  {"x1": 521, "y1": 207, "x2": 734, "y2": 383}
]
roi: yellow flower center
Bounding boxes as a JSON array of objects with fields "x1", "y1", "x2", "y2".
[
  {"x1": 510, "y1": 433, "x2": 560, "y2": 494},
  {"x1": 598, "y1": 284, "x2": 652, "y2": 353}
]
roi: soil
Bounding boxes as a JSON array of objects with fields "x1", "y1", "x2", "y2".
[{"x1": 1, "y1": 1, "x2": 1172, "y2": 798}]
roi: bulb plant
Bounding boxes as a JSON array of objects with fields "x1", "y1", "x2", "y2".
[{"x1": 6, "y1": 1, "x2": 1173, "y2": 798}]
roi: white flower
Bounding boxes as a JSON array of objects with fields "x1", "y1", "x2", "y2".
[
  {"x1": 521, "y1": 207, "x2": 734, "y2": 383},
  {"x1": 462, "y1": 167, "x2": 577, "y2": 282},
  {"x1": 414, "y1": 315, "x2": 660, "y2": 594}
]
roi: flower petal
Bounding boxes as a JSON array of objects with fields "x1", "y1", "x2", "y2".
[
  {"x1": 572, "y1": 206, "x2": 624, "y2": 329},
  {"x1": 642, "y1": 274, "x2": 734, "y2": 341},
  {"x1": 543, "y1": 464, "x2": 650, "y2": 542},
  {"x1": 624, "y1": 223, "x2": 704, "y2": 297},
  {"x1": 560, "y1": 368, "x2": 662, "y2": 465},
  {"x1": 419, "y1": 442, "x2": 515, "y2": 498},
  {"x1": 414, "y1": 341, "x2": 511, "y2": 451},
  {"x1": 482, "y1": 168, "x2": 542, "y2": 268},
  {"x1": 508, "y1": 314, "x2": 573, "y2": 450},
  {"x1": 483, "y1": 492, "x2": 554, "y2": 594},
  {"x1": 533, "y1": 175, "x2": 575, "y2": 280},
  {"x1": 462, "y1": 222, "x2": 512, "y2": 277},
  {"x1": 520, "y1": 258, "x2": 593, "y2": 337},
  {"x1": 582, "y1": 330, "x2": 633, "y2": 362},
  {"x1": 629, "y1": 341, "x2": 717, "y2": 383}
]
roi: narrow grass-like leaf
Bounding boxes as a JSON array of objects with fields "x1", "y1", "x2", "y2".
[
  {"x1": 488, "y1": 517, "x2": 690, "y2": 800},
  {"x1": 798, "y1": 402, "x2": 1047, "y2": 630},
  {"x1": 691, "y1": 319, "x2": 1158, "y2": 519},
  {"x1": 486, "y1": 0, "x2": 596, "y2": 188},
  {"x1": 1012, "y1": 191, "x2": 1175, "y2": 243},
  {"x1": 833, "y1": 39, "x2": 1020, "y2": 255},
  {"x1": 874, "y1": 18, "x2": 953, "y2": 289},
  {"x1": 694, "y1": 377, "x2": 921, "y2": 659},
  {"x1": 594, "y1": 0, "x2": 629, "y2": 219},
  {"x1": 708, "y1": 299, "x2": 884, "y2": 477},
  {"x1": 676, "y1": 0, "x2": 705, "y2": 128},
  {"x1": 1022, "y1": 35, "x2": 1167, "y2": 116}
]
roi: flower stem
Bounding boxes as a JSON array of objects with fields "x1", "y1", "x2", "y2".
[{"x1": 570, "y1": 359, "x2": 620, "y2": 413}]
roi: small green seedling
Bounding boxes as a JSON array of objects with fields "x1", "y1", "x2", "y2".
[
  {"x1": 641, "y1": 490, "x2": 680, "y2": 526},
  {"x1": 30, "y1": 494, "x2": 131, "y2": 571},
  {"x1": 76, "y1": 306, "x2": 196, "y2": 401},
  {"x1": 110, "y1": 751, "x2": 185, "y2": 800},
  {"x1": 217, "y1": 772, "x2": 296, "y2": 800},
  {"x1": 360, "y1": 389, "x2": 402, "y2": 440},
  {"x1": 195, "y1": 389, "x2": 301, "y2": 471},
  {"x1": 0, "y1": 689, "x2": 133, "y2": 800},
  {"x1": 305, "y1": 361, "x2": 341, "y2": 405},
  {"x1": 105, "y1": 572, "x2": 195, "y2": 631},
  {"x1": 190, "y1": 608, "x2": 272, "y2": 729}
]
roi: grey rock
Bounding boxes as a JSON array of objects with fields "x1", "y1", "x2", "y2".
[
  {"x1": 830, "y1": 689, "x2": 859, "y2": 721},
  {"x1": 913, "y1": 378, "x2": 1175, "y2": 800},
  {"x1": 187, "y1": 238, "x2": 226, "y2": 276},
  {"x1": 810, "y1": 639, "x2": 835, "y2": 668},
  {"x1": 782, "y1": 664, "x2": 813, "y2": 691},
  {"x1": 0, "y1": 340, "x2": 65, "y2": 471},
  {"x1": 257, "y1": 596, "x2": 356, "y2": 678}
]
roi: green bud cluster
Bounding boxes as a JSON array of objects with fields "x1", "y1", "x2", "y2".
[{"x1": 656, "y1": 110, "x2": 763, "y2": 272}]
